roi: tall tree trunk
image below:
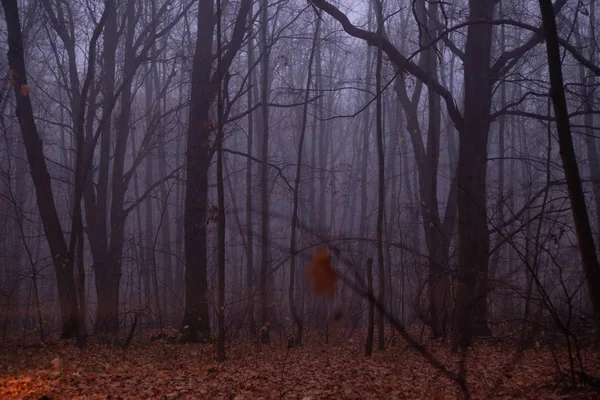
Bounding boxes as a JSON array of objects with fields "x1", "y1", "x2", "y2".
[
  {"x1": 174, "y1": 14, "x2": 190, "y2": 320},
  {"x1": 215, "y1": 0, "x2": 226, "y2": 360},
  {"x1": 356, "y1": 2, "x2": 373, "y2": 329},
  {"x1": 489, "y1": 5, "x2": 507, "y2": 285},
  {"x1": 182, "y1": 0, "x2": 215, "y2": 342},
  {"x1": 93, "y1": 0, "x2": 117, "y2": 332},
  {"x1": 574, "y1": 2, "x2": 600, "y2": 248},
  {"x1": 393, "y1": 0, "x2": 453, "y2": 337},
  {"x1": 539, "y1": 0, "x2": 600, "y2": 336},
  {"x1": 144, "y1": 87, "x2": 157, "y2": 327},
  {"x1": 245, "y1": 9, "x2": 257, "y2": 337},
  {"x1": 374, "y1": 0, "x2": 385, "y2": 352},
  {"x1": 311, "y1": 0, "x2": 569, "y2": 350},
  {"x1": 131, "y1": 132, "x2": 152, "y2": 322},
  {"x1": 95, "y1": 0, "x2": 136, "y2": 334},
  {"x1": 258, "y1": 0, "x2": 271, "y2": 344},
  {"x1": 315, "y1": 21, "x2": 328, "y2": 236},
  {"x1": 158, "y1": 134, "x2": 175, "y2": 325},
  {"x1": 181, "y1": 0, "x2": 252, "y2": 343},
  {"x1": 453, "y1": 0, "x2": 495, "y2": 349},
  {"x1": 2, "y1": 0, "x2": 96, "y2": 339},
  {"x1": 156, "y1": 70, "x2": 175, "y2": 325},
  {"x1": 289, "y1": 13, "x2": 321, "y2": 347}
]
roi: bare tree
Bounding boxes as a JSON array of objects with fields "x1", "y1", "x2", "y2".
[
  {"x1": 538, "y1": 0, "x2": 600, "y2": 336},
  {"x1": 288, "y1": 11, "x2": 322, "y2": 347},
  {"x1": 258, "y1": 0, "x2": 272, "y2": 345},
  {"x1": 182, "y1": 0, "x2": 251, "y2": 343},
  {"x1": 2, "y1": 0, "x2": 112, "y2": 339}
]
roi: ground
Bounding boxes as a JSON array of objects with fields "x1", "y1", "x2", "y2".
[{"x1": 1, "y1": 331, "x2": 599, "y2": 399}]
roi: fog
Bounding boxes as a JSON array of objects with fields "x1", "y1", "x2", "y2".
[{"x1": 0, "y1": 0, "x2": 598, "y2": 360}]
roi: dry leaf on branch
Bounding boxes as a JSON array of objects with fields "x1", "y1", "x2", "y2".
[{"x1": 306, "y1": 247, "x2": 338, "y2": 297}]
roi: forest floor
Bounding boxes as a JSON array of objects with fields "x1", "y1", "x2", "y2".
[{"x1": 1, "y1": 330, "x2": 600, "y2": 399}]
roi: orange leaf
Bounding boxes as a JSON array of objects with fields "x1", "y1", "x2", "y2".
[{"x1": 306, "y1": 247, "x2": 337, "y2": 297}]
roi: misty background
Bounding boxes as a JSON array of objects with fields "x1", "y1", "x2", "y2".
[{"x1": 0, "y1": 0, "x2": 598, "y2": 353}]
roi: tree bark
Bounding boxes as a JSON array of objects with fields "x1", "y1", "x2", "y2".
[
  {"x1": 374, "y1": 0, "x2": 385, "y2": 352},
  {"x1": 310, "y1": 0, "x2": 500, "y2": 349},
  {"x1": 2, "y1": 0, "x2": 81, "y2": 339},
  {"x1": 539, "y1": 0, "x2": 600, "y2": 337},
  {"x1": 182, "y1": 0, "x2": 252, "y2": 343},
  {"x1": 258, "y1": 0, "x2": 271, "y2": 344},
  {"x1": 216, "y1": 0, "x2": 226, "y2": 360},
  {"x1": 365, "y1": 258, "x2": 374, "y2": 356},
  {"x1": 182, "y1": 0, "x2": 216, "y2": 342},
  {"x1": 289, "y1": 13, "x2": 321, "y2": 347},
  {"x1": 94, "y1": 0, "x2": 136, "y2": 335},
  {"x1": 245, "y1": 8, "x2": 257, "y2": 338},
  {"x1": 453, "y1": 0, "x2": 495, "y2": 349}
]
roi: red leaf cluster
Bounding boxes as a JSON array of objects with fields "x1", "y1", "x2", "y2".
[{"x1": 306, "y1": 247, "x2": 338, "y2": 297}]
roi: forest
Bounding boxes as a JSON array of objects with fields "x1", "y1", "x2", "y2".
[{"x1": 1, "y1": 0, "x2": 600, "y2": 398}]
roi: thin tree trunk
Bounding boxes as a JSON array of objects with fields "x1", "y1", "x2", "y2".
[
  {"x1": 365, "y1": 258, "x2": 374, "y2": 356},
  {"x1": 374, "y1": 0, "x2": 385, "y2": 352},
  {"x1": 489, "y1": 5, "x2": 507, "y2": 283},
  {"x1": 289, "y1": 13, "x2": 321, "y2": 347},
  {"x1": 131, "y1": 132, "x2": 153, "y2": 325},
  {"x1": 245, "y1": 8, "x2": 257, "y2": 338},
  {"x1": 216, "y1": 0, "x2": 226, "y2": 360},
  {"x1": 258, "y1": 0, "x2": 271, "y2": 344},
  {"x1": 157, "y1": 85, "x2": 174, "y2": 325},
  {"x1": 97, "y1": 0, "x2": 136, "y2": 335}
]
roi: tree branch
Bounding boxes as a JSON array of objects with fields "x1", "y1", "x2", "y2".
[
  {"x1": 123, "y1": 166, "x2": 183, "y2": 217},
  {"x1": 309, "y1": 0, "x2": 464, "y2": 131}
]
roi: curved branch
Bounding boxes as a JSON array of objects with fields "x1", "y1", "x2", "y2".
[
  {"x1": 309, "y1": 0, "x2": 464, "y2": 131},
  {"x1": 222, "y1": 148, "x2": 294, "y2": 192}
]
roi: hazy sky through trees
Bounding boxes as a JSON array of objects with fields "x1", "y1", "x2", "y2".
[{"x1": 0, "y1": 0, "x2": 599, "y2": 373}]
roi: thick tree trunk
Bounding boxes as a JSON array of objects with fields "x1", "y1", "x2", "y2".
[
  {"x1": 539, "y1": 0, "x2": 600, "y2": 336},
  {"x1": 181, "y1": 0, "x2": 251, "y2": 343},
  {"x1": 2, "y1": 0, "x2": 80, "y2": 338},
  {"x1": 574, "y1": 7, "x2": 600, "y2": 248},
  {"x1": 94, "y1": 266, "x2": 120, "y2": 333},
  {"x1": 453, "y1": 0, "x2": 495, "y2": 350},
  {"x1": 311, "y1": 0, "x2": 569, "y2": 348},
  {"x1": 182, "y1": 0, "x2": 215, "y2": 343}
]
